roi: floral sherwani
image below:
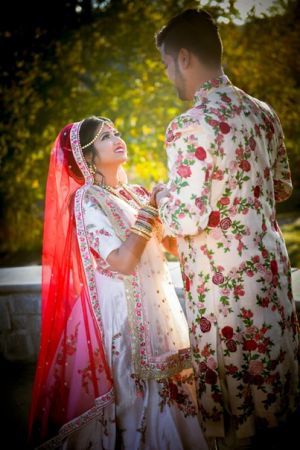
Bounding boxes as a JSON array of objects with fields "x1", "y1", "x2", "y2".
[{"x1": 158, "y1": 74, "x2": 299, "y2": 439}]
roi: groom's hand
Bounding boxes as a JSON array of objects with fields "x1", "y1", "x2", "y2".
[
  {"x1": 150, "y1": 183, "x2": 167, "y2": 208},
  {"x1": 150, "y1": 183, "x2": 170, "y2": 208},
  {"x1": 156, "y1": 188, "x2": 170, "y2": 205}
]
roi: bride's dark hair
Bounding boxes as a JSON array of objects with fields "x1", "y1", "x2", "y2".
[{"x1": 61, "y1": 116, "x2": 112, "y2": 182}]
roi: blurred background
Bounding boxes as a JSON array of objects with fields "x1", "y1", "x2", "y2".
[
  {"x1": 1, "y1": 0, "x2": 300, "y2": 267},
  {"x1": 0, "y1": 2, "x2": 299, "y2": 448}
]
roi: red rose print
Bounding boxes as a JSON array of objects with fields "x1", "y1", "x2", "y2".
[
  {"x1": 212, "y1": 272, "x2": 224, "y2": 285},
  {"x1": 183, "y1": 273, "x2": 191, "y2": 292},
  {"x1": 252, "y1": 255, "x2": 260, "y2": 263},
  {"x1": 205, "y1": 368, "x2": 217, "y2": 385},
  {"x1": 272, "y1": 275, "x2": 279, "y2": 287},
  {"x1": 220, "y1": 197, "x2": 230, "y2": 206},
  {"x1": 243, "y1": 340, "x2": 257, "y2": 351},
  {"x1": 258, "y1": 343, "x2": 267, "y2": 353},
  {"x1": 221, "y1": 326, "x2": 234, "y2": 339},
  {"x1": 253, "y1": 375, "x2": 264, "y2": 385},
  {"x1": 177, "y1": 165, "x2": 191, "y2": 178},
  {"x1": 174, "y1": 132, "x2": 182, "y2": 141},
  {"x1": 219, "y1": 122, "x2": 231, "y2": 134},
  {"x1": 226, "y1": 339, "x2": 237, "y2": 352},
  {"x1": 211, "y1": 78, "x2": 220, "y2": 87},
  {"x1": 264, "y1": 167, "x2": 270, "y2": 179},
  {"x1": 270, "y1": 260, "x2": 278, "y2": 275},
  {"x1": 208, "y1": 211, "x2": 220, "y2": 227},
  {"x1": 261, "y1": 248, "x2": 268, "y2": 258},
  {"x1": 234, "y1": 285, "x2": 245, "y2": 297},
  {"x1": 169, "y1": 382, "x2": 178, "y2": 400},
  {"x1": 255, "y1": 124, "x2": 261, "y2": 136},
  {"x1": 221, "y1": 94, "x2": 231, "y2": 103},
  {"x1": 241, "y1": 308, "x2": 253, "y2": 318},
  {"x1": 212, "y1": 392, "x2": 223, "y2": 403},
  {"x1": 195, "y1": 146, "x2": 207, "y2": 160},
  {"x1": 226, "y1": 364, "x2": 238, "y2": 375},
  {"x1": 253, "y1": 186, "x2": 260, "y2": 198},
  {"x1": 220, "y1": 217, "x2": 232, "y2": 230},
  {"x1": 208, "y1": 119, "x2": 219, "y2": 127},
  {"x1": 262, "y1": 223, "x2": 267, "y2": 232},
  {"x1": 239, "y1": 160, "x2": 251, "y2": 172},
  {"x1": 199, "y1": 317, "x2": 211, "y2": 333},
  {"x1": 243, "y1": 372, "x2": 253, "y2": 383},
  {"x1": 166, "y1": 129, "x2": 174, "y2": 142},
  {"x1": 195, "y1": 197, "x2": 204, "y2": 210},
  {"x1": 249, "y1": 136, "x2": 256, "y2": 151},
  {"x1": 200, "y1": 361, "x2": 208, "y2": 372}
]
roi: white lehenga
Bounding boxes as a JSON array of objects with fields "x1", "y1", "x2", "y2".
[{"x1": 59, "y1": 185, "x2": 208, "y2": 450}]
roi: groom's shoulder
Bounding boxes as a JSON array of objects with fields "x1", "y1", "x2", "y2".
[
  {"x1": 237, "y1": 86, "x2": 278, "y2": 119},
  {"x1": 166, "y1": 109, "x2": 203, "y2": 134}
]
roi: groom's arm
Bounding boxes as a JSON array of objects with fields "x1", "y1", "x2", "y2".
[{"x1": 158, "y1": 115, "x2": 214, "y2": 237}]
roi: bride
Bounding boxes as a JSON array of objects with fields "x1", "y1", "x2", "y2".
[{"x1": 28, "y1": 116, "x2": 208, "y2": 449}]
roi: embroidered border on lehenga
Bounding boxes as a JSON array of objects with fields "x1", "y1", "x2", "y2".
[
  {"x1": 37, "y1": 390, "x2": 114, "y2": 449},
  {"x1": 87, "y1": 185, "x2": 192, "y2": 379}
]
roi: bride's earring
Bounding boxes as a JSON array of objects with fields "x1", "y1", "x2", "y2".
[{"x1": 87, "y1": 162, "x2": 97, "y2": 176}]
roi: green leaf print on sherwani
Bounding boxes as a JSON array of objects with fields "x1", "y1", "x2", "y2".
[{"x1": 158, "y1": 74, "x2": 299, "y2": 439}]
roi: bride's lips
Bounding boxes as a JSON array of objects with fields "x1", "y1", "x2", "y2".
[{"x1": 114, "y1": 146, "x2": 126, "y2": 154}]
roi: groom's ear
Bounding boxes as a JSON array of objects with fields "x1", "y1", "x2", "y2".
[{"x1": 178, "y1": 48, "x2": 191, "y2": 70}]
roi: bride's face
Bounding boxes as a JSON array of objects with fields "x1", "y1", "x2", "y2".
[{"x1": 93, "y1": 123, "x2": 127, "y2": 167}]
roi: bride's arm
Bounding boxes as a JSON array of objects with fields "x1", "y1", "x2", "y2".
[{"x1": 106, "y1": 233, "x2": 149, "y2": 275}]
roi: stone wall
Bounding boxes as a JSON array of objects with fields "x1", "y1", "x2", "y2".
[{"x1": 0, "y1": 290, "x2": 41, "y2": 362}]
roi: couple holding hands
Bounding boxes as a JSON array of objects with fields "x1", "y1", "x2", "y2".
[{"x1": 29, "y1": 9, "x2": 299, "y2": 450}]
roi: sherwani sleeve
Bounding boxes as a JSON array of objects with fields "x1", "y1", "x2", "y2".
[
  {"x1": 158, "y1": 115, "x2": 214, "y2": 237},
  {"x1": 83, "y1": 195, "x2": 122, "y2": 261},
  {"x1": 271, "y1": 110, "x2": 293, "y2": 202}
]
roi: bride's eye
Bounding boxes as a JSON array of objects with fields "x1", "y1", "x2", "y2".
[
  {"x1": 101, "y1": 133, "x2": 110, "y2": 140},
  {"x1": 114, "y1": 132, "x2": 121, "y2": 137}
]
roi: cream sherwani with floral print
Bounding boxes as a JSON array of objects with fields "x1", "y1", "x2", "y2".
[{"x1": 158, "y1": 74, "x2": 299, "y2": 439}]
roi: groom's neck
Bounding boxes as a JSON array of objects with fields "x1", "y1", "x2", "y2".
[{"x1": 187, "y1": 65, "x2": 224, "y2": 100}]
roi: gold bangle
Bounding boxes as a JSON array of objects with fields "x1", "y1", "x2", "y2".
[
  {"x1": 133, "y1": 222, "x2": 153, "y2": 233},
  {"x1": 143, "y1": 205, "x2": 159, "y2": 216},
  {"x1": 135, "y1": 220, "x2": 153, "y2": 232},
  {"x1": 131, "y1": 227, "x2": 151, "y2": 240},
  {"x1": 131, "y1": 225, "x2": 152, "y2": 238}
]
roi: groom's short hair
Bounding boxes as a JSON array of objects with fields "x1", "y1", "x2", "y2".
[{"x1": 155, "y1": 9, "x2": 222, "y2": 68}]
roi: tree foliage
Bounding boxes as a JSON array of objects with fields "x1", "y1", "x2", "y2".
[{"x1": 0, "y1": 0, "x2": 299, "y2": 256}]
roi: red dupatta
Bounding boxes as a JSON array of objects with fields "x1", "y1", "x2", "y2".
[{"x1": 28, "y1": 122, "x2": 114, "y2": 448}]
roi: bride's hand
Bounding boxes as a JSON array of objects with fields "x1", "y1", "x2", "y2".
[{"x1": 150, "y1": 183, "x2": 166, "y2": 207}]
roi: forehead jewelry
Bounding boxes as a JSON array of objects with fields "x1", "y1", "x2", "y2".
[{"x1": 81, "y1": 121, "x2": 105, "y2": 150}]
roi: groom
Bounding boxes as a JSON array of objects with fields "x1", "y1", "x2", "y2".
[{"x1": 153, "y1": 8, "x2": 299, "y2": 450}]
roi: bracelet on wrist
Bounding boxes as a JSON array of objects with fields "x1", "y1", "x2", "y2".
[{"x1": 131, "y1": 226, "x2": 152, "y2": 240}]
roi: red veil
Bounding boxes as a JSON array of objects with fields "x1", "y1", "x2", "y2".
[{"x1": 28, "y1": 122, "x2": 114, "y2": 448}]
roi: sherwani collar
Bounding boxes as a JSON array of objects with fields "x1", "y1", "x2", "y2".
[{"x1": 193, "y1": 74, "x2": 231, "y2": 105}]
